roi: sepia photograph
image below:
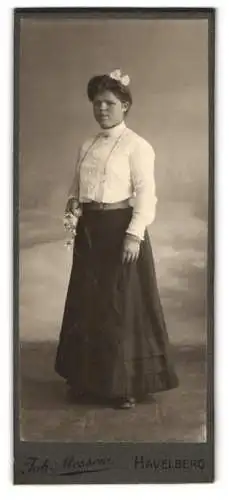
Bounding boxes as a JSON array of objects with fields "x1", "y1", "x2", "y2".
[{"x1": 14, "y1": 8, "x2": 214, "y2": 483}]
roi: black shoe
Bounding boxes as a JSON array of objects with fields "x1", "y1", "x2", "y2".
[{"x1": 116, "y1": 397, "x2": 136, "y2": 409}]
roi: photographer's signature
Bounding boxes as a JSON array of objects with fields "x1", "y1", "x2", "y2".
[{"x1": 21, "y1": 455, "x2": 113, "y2": 476}]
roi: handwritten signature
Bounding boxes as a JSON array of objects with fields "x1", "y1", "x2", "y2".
[{"x1": 21, "y1": 455, "x2": 113, "y2": 476}]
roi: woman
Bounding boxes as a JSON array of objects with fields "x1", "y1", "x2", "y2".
[{"x1": 55, "y1": 69, "x2": 178, "y2": 409}]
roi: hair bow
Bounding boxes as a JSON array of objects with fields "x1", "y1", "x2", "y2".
[{"x1": 109, "y1": 69, "x2": 130, "y2": 86}]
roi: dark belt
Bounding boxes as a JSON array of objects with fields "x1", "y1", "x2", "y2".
[{"x1": 82, "y1": 199, "x2": 131, "y2": 211}]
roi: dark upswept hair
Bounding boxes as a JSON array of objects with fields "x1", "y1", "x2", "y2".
[{"x1": 87, "y1": 74, "x2": 133, "y2": 108}]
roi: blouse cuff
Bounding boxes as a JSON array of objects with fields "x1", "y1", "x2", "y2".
[{"x1": 126, "y1": 221, "x2": 146, "y2": 241}]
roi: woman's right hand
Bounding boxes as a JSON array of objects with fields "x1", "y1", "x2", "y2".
[{"x1": 65, "y1": 197, "x2": 79, "y2": 215}]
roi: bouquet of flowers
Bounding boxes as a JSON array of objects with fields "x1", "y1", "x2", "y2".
[{"x1": 63, "y1": 206, "x2": 82, "y2": 249}]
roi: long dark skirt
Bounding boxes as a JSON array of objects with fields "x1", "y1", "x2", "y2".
[{"x1": 55, "y1": 207, "x2": 178, "y2": 401}]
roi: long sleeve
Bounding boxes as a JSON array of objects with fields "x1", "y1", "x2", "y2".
[{"x1": 126, "y1": 139, "x2": 157, "y2": 240}]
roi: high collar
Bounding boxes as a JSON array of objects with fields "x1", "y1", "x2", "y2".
[{"x1": 99, "y1": 121, "x2": 126, "y2": 139}]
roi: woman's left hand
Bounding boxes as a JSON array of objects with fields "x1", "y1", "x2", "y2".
[{"x1": 122, "y1": 234, "x2": 141, "y2": 263}]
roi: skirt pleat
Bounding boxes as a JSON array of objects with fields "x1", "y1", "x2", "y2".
[{"x1": 55, "y1": 207, "x2": 178, "y2": 400}]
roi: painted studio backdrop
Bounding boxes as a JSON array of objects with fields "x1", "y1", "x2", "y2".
[{"x1": 19, "y1": 17, "x2": 208, "y2": 442}]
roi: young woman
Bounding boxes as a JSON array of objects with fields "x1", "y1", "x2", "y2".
[{"x1": 55, "y1": 69, "x2": 178, "y2": 409}]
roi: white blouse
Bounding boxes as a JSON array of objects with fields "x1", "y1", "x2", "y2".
[{"x1": 68, "y1": 121, "x2": 157, "y2": 240}]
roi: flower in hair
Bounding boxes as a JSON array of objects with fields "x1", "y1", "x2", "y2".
[{"x1": 109, "y1": 69, "x2": 130, "y2": 86}]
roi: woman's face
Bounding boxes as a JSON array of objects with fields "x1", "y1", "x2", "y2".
[{"x1": 93, "y1": 90, "x2": 128, "y2": 129}]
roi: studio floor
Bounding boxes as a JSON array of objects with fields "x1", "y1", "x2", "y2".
[{"x1": 20, "y1": 342, "x2": 206, "y2": 442}]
